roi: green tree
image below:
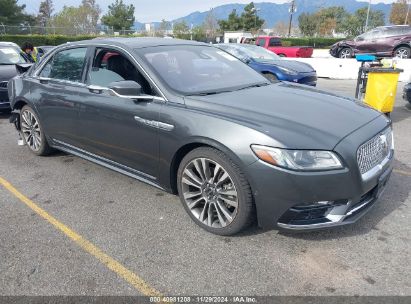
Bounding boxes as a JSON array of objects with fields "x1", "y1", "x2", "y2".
[
  {"x1": 390, "y1": 0, "x2": 410, "y2": 25},
  {"x1": 341, "y1": 7, "x2": 385, "y2": 37},
  {"x1": 159, "y1": 19, "x2": 171, "y2": 36},
  {"x1": 192, "y1": 25, "x2": 207, "y2": 41},
  {"x1": 50, "y1": 4, "x2": 102, "y2": 34},
  {"x1": 101, "y1": 0, "x2": 135, "y2": 31},
  {"x1": 298, "y1": 13, "x2": 318, "y2": 37},
  {"x1": 0, "y1": 0, "x2": 34, "y2": 25},
  {"x1": 241, "y1": 2, "x2": 264, "y2": 31},
  {"x1": 173, "y1": 21, "x2": 189, "y2": 39},
  {"x1": 316, "y1": 6, "x2": 348, "y2": 35},
  {"x1": 37, "y1": 0, "x2": 54, "y2": 27},
  {"x1": 218, "y1": 9, "x2": 242, "y2": 31}
]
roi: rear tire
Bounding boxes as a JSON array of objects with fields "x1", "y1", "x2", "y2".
[
  {"x1": 394, "y1": 46, "x2": 410, "y2": 59},
  {"x1": 20, "y1": 105, "x2": 52, "y2": 156},
  {"x1": 177, "y1": 147, "x2": 255, "y2": 236},
  {"x1": 339, "y1": 47, "x2": 352, "y2": 59}
]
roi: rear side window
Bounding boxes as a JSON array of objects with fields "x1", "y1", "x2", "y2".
[
  {"x1": 39, "y1": 47, "x2": 87, "y2": 83},
  {"x1": 268, "y1": 38, "x2": 281, "y2": 47}
]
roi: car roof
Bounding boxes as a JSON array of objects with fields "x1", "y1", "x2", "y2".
[
  {"x1": 0, "y1": 41, "x2": 20, "y2": 48},
  {"x1": 66, "y1": 37, "x2": 206, "y2": 49},
  {"x1": 376, "y1": 25, "x2": 411, "y2": 29}
]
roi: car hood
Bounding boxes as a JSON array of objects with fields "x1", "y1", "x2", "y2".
[
  {"x1": 255, "y1": 59, "x2": 315, "y2": 73},
  {"x1": 0, "y1": 65, "x2": 18, "y2": 82},
  {"x1": 184, "y1": 82, "x2": 383, "y2": 150}
]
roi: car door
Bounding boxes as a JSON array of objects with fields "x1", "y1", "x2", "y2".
[
  {"x1": 370, "y1": 28, "x2": 392, "y2": 55},
  {"x1": 355, "y1": 30, "x2": 379, "y2": 54},
  {"x1": 75, "y1": 46, "x2": 162, "y2": 178},
  {"x1": 31, "y1": 46, "x2": 89, "y2": 147}
]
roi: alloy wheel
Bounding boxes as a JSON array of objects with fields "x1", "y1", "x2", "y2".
[
  {"x1": 181, "y1": 158, "x2": 238, "y2": 228},
  {"x1": 340, "y1": 49, "x2": 352, "y2": 58},
  {"x1": 395, "y1": 48, "x2": 409, "y2": 59},
  {"x1": 21, "y1": 109, "x2": 42, "y2": 152}
]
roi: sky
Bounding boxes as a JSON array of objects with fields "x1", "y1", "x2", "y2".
[{"x1": 18, "y1": 0, "x2": 397, "y2": 23}]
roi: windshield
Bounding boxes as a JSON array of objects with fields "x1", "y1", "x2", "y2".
[
  {"x1": 137, "y1": 45, "x2": 269, "y2": 95},
  {"x1": 0, "y1": 47, "x2": 27, "y2": 64},
  {"x1": 227, "y1": 44, "x2": 281, "y2": 62}
]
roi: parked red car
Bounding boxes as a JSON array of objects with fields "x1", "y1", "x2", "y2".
[
  {"x1": 252, "y1": 36, "x2": 313, "y2": 58},
  {"x1": 330, "y1": 25, "x2": 411, "y2": 59}
]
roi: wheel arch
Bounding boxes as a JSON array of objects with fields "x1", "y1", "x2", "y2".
[
  {"x1": 168, "y1": 138, "x2": 248, "y2": 195},
  {"x1": 393, "y1": 43, "x2": 411, "y2": 52}
]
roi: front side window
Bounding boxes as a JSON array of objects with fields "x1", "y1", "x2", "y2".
[
  {"x1": 39, "y1": 47, "x2": 87, "y2": 83},
  {"x1": 138, "y1": 45, "x2": 268, "y2": 95},
  {"x1": 87, "y1": 48, "x2": 154, "y2": 95},
  {"x1": 257, "y1": 39, "x2": 266, "y2": 47}
]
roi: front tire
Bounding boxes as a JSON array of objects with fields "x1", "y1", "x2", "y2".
[
  {"x1": 339, "y1": 47, "x2": 352, "y2": 58},
  {"x1": 394, "y1": 46, "x2": 410, "y2": 59},
  {"x1": 20, "y1": 105, "x2": 52, "y2": 156},
  {"x1": 263, "y1": 73, "x2": 279, "y2": 83},
  {"x1": 177, "y1": 147, "x2": 255, "y2": 235}
]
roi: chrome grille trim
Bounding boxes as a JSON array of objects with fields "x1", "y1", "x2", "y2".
[
  {"x1": 357, "y1": 127, "x2": 393, "y2": 180},
  {"x1": 0, "y1": 81, "x2": 8, "y2": 89}
]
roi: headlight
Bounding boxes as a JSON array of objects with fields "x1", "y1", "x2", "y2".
[
  {"x1": 251, "y1": 145, "x2": 343, "y2": 171},
  {"x1": 277, "y1": 66, "x2": 298, "y2": 76}
]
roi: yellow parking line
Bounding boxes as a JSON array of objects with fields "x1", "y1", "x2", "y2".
[
  {"x1": 393, "y1": 169, "x2": 411, "y2": 176},
  {"x1": 0, "y1": 176, "x2": 162, "y2": 297}
]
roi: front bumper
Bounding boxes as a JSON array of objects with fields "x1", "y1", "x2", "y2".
[
  {"x1": 282, "y1": 72, "x2": 317, "y2": 87},
  {"x1": 246, "y1": 116, "x2": 393, "y2": 231},
  {"x1": 0, "y1": 89, "x2": 10, "y2": 110},
  {"x1": 329, "y1": 45, "x2": 340, "y2": 58}
]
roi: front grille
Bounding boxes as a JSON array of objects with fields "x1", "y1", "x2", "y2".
[
  {"x1": 0, "y1": 81, "x2": 8, "y2": 89},
  {"x1": 357, "y1": 128, "x2": 393, "y2": 175}
]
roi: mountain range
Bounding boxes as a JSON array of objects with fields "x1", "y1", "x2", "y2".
[{"x1": 133, "y1": 0, "x2": 392, "y2": 30}]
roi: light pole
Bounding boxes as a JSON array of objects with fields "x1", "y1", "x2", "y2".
[
  {"x1": 365, "y1": 0, "x2": 371, "y2": 32},
  {"x1": 288, "y1": 0, "x2": 296, "y2": 37}
]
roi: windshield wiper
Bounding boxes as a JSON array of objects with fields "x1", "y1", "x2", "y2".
[
  {"x1": 186, "y1": 90, "x2": 234, "y2": 96},
  {"x1": 237, "y1": 82, "x2": 270, "y2": 91}
]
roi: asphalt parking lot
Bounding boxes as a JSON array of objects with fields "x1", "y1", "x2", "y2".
[{"x1": 0, "y1": 79, "x2": 410, "y2": 296}]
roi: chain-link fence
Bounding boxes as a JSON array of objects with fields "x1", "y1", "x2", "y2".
[{"x1": 0, "y1": 24, "x2": 146, "y2": 36}]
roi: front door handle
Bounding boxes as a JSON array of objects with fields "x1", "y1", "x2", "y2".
[
  {"x1": 38, "y1": 77, "x2": 50, "y2": 84},
  {"x1": 88, "y1": 85, "x2": 106, "y2": 94}
]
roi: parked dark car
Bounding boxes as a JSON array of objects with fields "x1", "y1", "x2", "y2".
[
  {"x1": 8, "y1": 38, "x2": 394, "y2": 235},
  {"x1": 330, "y1": 25, "x2": 411, "y2": 59},
  {"x1": 216, "y1": 43, "x2": 317, "y2": 86},
  {"x1": 403, "y1": 83, "x2": 411, "y2": 104},
  {"x1": 0, "y1": 42, "x2": 30, "y2": 111}
]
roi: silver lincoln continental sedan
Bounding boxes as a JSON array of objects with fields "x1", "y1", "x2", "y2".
[{"x1": 8, "y1": 38, "x2": 394, "y2": 235}]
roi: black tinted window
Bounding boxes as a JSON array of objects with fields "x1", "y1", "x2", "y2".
[
  {"x1": 268, "y1": 38, "x2": 281, "y2": 47},
  {"x1": 40, "y1": 48, "x2": 87, "y2": 82}
]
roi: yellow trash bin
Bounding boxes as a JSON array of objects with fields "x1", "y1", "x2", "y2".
[{"x1": 363, "y1": 68, "x2": 403, "y2": 113}]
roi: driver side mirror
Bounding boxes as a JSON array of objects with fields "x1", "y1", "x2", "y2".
[
  {"x1": 355, "y1": 36, "x2": 364, "y2": 42},
  {"x1": 109, "y1": 80, "x2": 142, "y2": 97}
]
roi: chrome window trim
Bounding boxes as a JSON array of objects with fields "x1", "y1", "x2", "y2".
[
  {"x1": 33, "y1": 42, "x2": 168, "y2": 102},
  {"x1": 33, "y1": 76, "x2": 88, "y2": 88}
]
